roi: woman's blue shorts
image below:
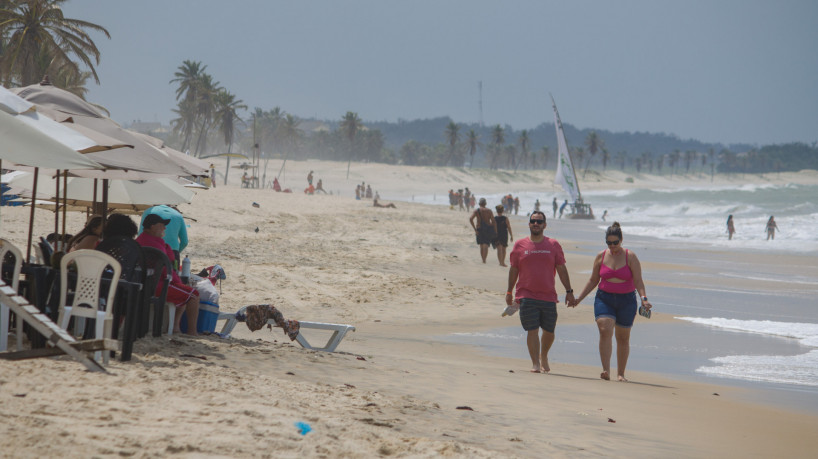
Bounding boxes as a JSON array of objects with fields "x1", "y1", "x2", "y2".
[{"x1": 594, "y1": 290, "x2": 637, "y2": 328}]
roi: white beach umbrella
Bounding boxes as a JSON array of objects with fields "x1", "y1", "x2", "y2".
[{"x1": 4, "y1": 172, "x2": 195, "y2": 212}]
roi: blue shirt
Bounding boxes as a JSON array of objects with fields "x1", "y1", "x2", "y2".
[{"x1": 139, "y1": 205, "x2": 188, "y2": 252}]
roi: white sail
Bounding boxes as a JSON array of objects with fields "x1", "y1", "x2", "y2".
[{"x1": 551, "y1": 95, "x2": 580, "y2": 202}]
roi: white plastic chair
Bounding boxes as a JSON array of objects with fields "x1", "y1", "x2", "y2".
[
  {"x1": 57, "y1": 250, "x2": 121, "y2": 364},
  {"x1": 0, "y1": 239, "x2": 23, "y2": 352}
]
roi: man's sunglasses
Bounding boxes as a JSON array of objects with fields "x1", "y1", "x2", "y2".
[
  {"x1": 606, "y1": 239, "x2": 620, "y2": 246},
  {"x1": 529, "y1": 219, "x2": 544, "y2": 225}
]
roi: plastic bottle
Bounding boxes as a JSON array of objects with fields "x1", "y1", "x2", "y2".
[{"x1": 181, "y1": 255, "x2": 191, "y2": 284}]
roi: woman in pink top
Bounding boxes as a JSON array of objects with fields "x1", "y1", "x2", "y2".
[{"x1": 574, "y1": 222, "x2": 652, "y2": 382}]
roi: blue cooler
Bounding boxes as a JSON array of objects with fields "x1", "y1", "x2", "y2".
[{"x1": 180, "y1": 301, "x2": 220, "y2": 334}]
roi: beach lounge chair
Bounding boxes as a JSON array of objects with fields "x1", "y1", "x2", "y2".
[
  {"x1": 0, "y1": 239, "x2": 23, "y2": 352},
  {"x1": 216, "y1": 306, "x2": 355, "y2": 352}
]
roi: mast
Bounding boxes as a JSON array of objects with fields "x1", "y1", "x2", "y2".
[{"x1": 550, "y1": 94, "x2": 582, "y2": 202}]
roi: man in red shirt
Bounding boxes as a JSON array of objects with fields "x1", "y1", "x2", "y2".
[
  {"x1": 136, "y1": 214, "x2": 200, "y2": 335},
  {"x1": 506, "y1": 211, "x2": 575, "y2": 373}
]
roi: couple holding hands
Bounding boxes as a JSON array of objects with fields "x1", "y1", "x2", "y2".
[{"x1": 505, "y1": 212, "x2": 652, "y2": 381}]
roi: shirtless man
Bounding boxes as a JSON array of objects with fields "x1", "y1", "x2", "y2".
[{"x1": 469, "y1": 198, "x2": 496, "y2": 264}]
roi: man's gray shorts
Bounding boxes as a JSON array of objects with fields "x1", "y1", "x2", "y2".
[{"x1": 519, "y1": 298, "x2": 558, "y2": 333}]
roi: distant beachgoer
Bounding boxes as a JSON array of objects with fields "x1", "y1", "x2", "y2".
[
  {"x1": 273, "y1": 177, "x2": 282, "y2": 192},
  {"x1": 365, "y1": 185, "x2": 373, "y2": 199},
  {"x1": 573, "y1": 222, "x2": 652, "y2": 382},
  {"x1": 552, "y1": 197, "x2": 558, "y2": 219},
  {"x1": 373, "y1": 198, "x2": 396, "y2": 208},
  {"x1": 506, "y1": 211, "x2": 575, "y2": 373},
  {"x1": 315, "y1": 179, "x2": 327, "y2": 194},
  {"x1": 448, "y1": 189, "x2": 455, "y2": 210},
  {"x1": 458, "y1": 189, "x2": 465, "y2": 211},
  {"x1": 469, "y1": 198, "x2": 496, "y2": 264},
  {"x1": 534, "y1": 199, "x2": 541, "y2": 213},
  {"x1": 469, "y1": 195, "x2": 476, "y2": 209},
  {"x1": 374, "y1": 191, "x2": 380, "y2": 201},
  {"x1": 355, "y1": 185, "x2": 361, "y2": 200},
  {"x1": 307, "y1": 170, "x2": 314, "y2": 186},
  {"x1": 210, "y1": 163, "x2": 216, "y2": 188},
  {"x1": 559, "y1": 200, "x2": 568, "y2": 219},
  {"x1": 241, "y1": 172, "x2": 249, "y2": 188},
  {"x1": 727, "y1": 215, "x2": 735, "y2": 240},
  {"x1": 766, "y1": 216, "x2": 779, "y2": 240},
  {"x1": 602, "y1": 210, "x2": 608, "y2": 222},
  {"x1": 513, "y1": 197, "x2": 520, "y2": 215},
  {"x1": 493, "y1": 205, "x2": 514, "y2": 267},
  {"x1": 304, "y1": 184, "x2": 315, "y2": 195},
  {"x1": 464, "y1": 188, "x2": 471, "y2": 211},
  {"x1": 67, "y1": 215, "x2": 103, "y2": 252}
]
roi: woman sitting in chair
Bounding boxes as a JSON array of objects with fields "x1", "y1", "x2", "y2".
[
  {"x1": 67, "y1": 215, "x2": 103, "y2": 252},
  {"x1": 136, "y1": 214, "x2": 200, "y2": 335}
]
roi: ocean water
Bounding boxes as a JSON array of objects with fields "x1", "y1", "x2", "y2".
[
  {"x1": 409, "y1": 183, "x2": 818, "y2": 253},
  {"x1": 411, "y1": 182, "x2": 818, "y2": 405}
]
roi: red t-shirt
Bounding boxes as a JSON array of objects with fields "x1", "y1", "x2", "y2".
[{"x1": 509, "y1": 236, "x2": 566, "y2": 303}]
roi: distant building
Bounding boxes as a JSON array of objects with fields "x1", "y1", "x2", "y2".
[{"x1": 127, "y1": 120, "x2": 171, "y2": 140}]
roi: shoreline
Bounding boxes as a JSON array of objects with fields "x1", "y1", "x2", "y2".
[{"x1": 2, "y1": 160, "x2": 817, "y2": 457}]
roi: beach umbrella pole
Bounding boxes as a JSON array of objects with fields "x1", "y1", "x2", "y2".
[{"x1": 26, "y1": 167, "x2": 39, "y2": 263}]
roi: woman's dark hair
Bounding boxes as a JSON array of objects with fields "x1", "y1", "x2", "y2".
[
  {"x1": 606, "y1": 221, "x2": 623, "y2": 239},
  {"x1": 102, "y1": 213, "x2": 138, "y2": 239},
  {"x1": 67, "y1": 215, "x2": 103, "y2": 248},
  {"x1": 727, "y1": 215, "x2": 733, "y2": 223},
  {"x1": 495, "y1": 204, "x2": 504, "y2": 213}
]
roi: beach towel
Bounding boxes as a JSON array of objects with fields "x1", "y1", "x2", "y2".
[{"x1": 236, "y1": 304, "x2": 300, "y2": 341}]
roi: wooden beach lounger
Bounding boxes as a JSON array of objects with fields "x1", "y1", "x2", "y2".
[{"x1": 217, "y1": 306, "x2": 355, "y2": 353}]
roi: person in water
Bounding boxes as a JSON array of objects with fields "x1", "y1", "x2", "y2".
[
  {"x1": 727, "y1": 215, "x2": 736, "y2": 240},
  {"x1": 572, "y1": 222, "x2": 652, "y2": 382},
  {"x1": 765, "y1": 216, "x2": 779, "y2": 240}
]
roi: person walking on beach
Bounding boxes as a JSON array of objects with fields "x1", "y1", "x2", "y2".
[
  {"x1": 210, "y1": 163, "x2": 216, "y2": 188},
  {"x1": 307, "y1": 170, "x2": 314, "y2": 186},
  {"x1": 552, "y1": 197, "x2": 558, "y2": 219},
  {"x1": 727, "y1": 215, "x2": 735, "y2": 240},
  {"x1": 493, "y1": 205, "x2": 514, "y2": 267},
  {"x1": 559, "y1": 199, "x2": 568, "y2": 219},
  {"x1": 534, "y1": 199, "x2": 541, "y2": 213},
  {"x1": 506, "y1": 211, "x2": 575, "y2": 373},
  {"x1": 766, "y1": 216, "x2": 779, "y2": 240},
  {"x1": 572, "y1": 222, "x2": 652, "y2": 382},
  {"x1": 470, "y1": 198, "x2": 496, "y2": 264},
  {"x1": 601, "y1": 210, "x2": 608, "y2": 222}
]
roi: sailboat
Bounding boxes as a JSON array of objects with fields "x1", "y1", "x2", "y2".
[{"x1": 551, "y1": 95, "x2": 594, "y2": 220}]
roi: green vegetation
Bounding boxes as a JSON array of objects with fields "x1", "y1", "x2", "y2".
[{"x1": 0, "y1": 0, "x2": 109, "y2": 92}]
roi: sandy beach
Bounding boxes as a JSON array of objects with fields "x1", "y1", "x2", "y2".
[{"x1": 1, "y1": 160, "x2": 817, "y2": 458}]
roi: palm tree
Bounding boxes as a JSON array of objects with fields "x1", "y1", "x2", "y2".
[
  {"x1": 540, "y1": 146, "x2": 551, "y2": 170},
  {"x1": 0, "y1": 0, "x2": 110, "y2": 86},
  {"x1": 601, "y1": 148, "x2": 610, "y2": 171},
  {"x1": 340, "y1": 111, "x2": 362, "y2": 179},
  {"x1": 276, "y1": 114, "x2": 302, "y2": 178},
  {"x1": 170, "y1": 60, "x2": 207, "y2": 151},
  {"x1": 465, "y1": 129, "x2": 480, "y2": 169},
  {"x1": 443, "y1": 121, "x2": 460, "y2": 167},
  {"x1": 191, "y1": 73, "x2": 221, "y2": 157},
  {"x1": 490, "y1": 125, "x2": 505, "y2": 170},
  {"x1": 515, "y1": 130, "x2": 529, "y2": 172},
  {"x1": 583, "y1": 131, "x2": 603, "y2": 178},
  {"x1": 214, "y1": 89, "x2": 246, "y2": 185}
]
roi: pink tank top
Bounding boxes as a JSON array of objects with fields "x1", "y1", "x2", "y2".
[{"x1": 599, "y1": 249, "x2": 635, "y2": 294}]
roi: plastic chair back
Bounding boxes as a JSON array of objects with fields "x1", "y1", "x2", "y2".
[
  {"x1": 140, "y1": 246, "x2": 172, "y2": 337},
  {"x1": 96, "y1": 237, "x2": 143, "y2": 283},
  {"x1": 57, "y1": 250, "x2": 121, "y2": 324}
]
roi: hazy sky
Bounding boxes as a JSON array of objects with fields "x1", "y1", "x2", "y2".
[{"x1": 65, "y1": 0, "x2": 817, "y2": 146}]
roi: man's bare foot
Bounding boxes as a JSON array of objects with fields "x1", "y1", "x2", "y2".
[
  {"x1": 541, "y1": 359, "x2": 550, "y2": 373},
  {"x1": 617, "y1": 375, "x2": 628, "y2": 382},
  {"x1": 600, "y1": 371, "x2": 610, "y2": 380},
  {"x1": 530, "y1": 368, "x2": 541, "y2": 373}
]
